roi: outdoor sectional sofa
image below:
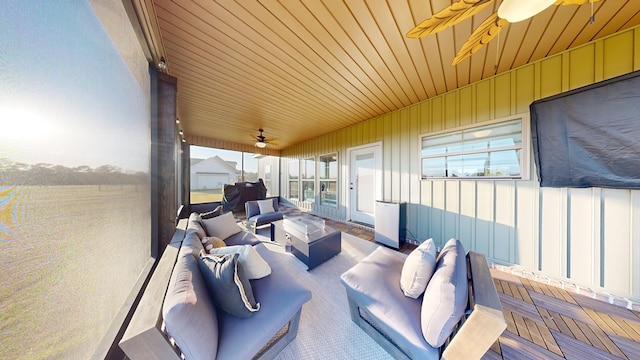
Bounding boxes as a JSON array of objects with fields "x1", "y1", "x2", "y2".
[
  {"x1": 340, "y1": 238, "x2": 507, "y2": 360},
  {"x1": 119, "y1": 211, "x2": 312, "y2": 360}
]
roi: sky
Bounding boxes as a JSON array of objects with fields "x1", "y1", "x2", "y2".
[{"x1": 0, "y1": 1, "x2": 149, "y2": 172}]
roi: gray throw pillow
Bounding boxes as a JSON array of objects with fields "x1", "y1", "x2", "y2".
[
  {"x1": 201, "y1": 205, "x2": 224, "y2": 219},
  {"x1": 197, "y1": 251, "x2": 260, "y2": 318},
  {"x1": 420, "y1": 238, "x2": 468, "y2": 347}
]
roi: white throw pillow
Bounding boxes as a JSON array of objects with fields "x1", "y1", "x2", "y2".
[
  {"x1": 209, "y1": 245, "x2": 272, "y2": 279},
  {"x1": 257, "y1": 199, "x2": 275, "y2": 214},
  {"x1": 399, "y1": 238, "x2": 437, "y2": 299},
  {"x1": 201, "y1": 212, "x2": 242, "y2": 240}
]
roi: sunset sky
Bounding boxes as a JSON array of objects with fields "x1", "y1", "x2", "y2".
[{"x1": 0, "y1": 2, "x2": 149, "y2": 173}]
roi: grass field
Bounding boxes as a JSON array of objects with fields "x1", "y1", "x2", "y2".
[
  {"x1": 0, "y1": 185, "x2": 151, "y2": 359},
  {"x1": 190, "y1": 188, "x2": 223, "y2": 204}
]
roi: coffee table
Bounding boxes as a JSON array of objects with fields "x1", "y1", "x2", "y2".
[{"x1": 270, "y1": 216, "x2": 341, "y2": 270}]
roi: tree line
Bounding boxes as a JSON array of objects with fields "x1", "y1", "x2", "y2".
[{"x1": 2, "y1": 159, "x2": 148, "y2": 185}]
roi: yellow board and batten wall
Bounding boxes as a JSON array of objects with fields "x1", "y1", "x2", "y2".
[{"x1": 281, "y1": 26, "x2": 640, "y2": 299}]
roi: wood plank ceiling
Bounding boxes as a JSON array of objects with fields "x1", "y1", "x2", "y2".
[{"x1": 131, "y1": 0, "x2": 640, "y2": 152}]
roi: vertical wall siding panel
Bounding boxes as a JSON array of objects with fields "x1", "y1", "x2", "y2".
[
  {"x1": 476, "y1": 181, "x2": 494, "y2": 256},
  {"x1": 444, "y1": 181, "x2": 460, "y2": 240},
  {"x1": 494, "y1": 181, "x2": 516, "y2": 263},
  {"x1": 569, "y1": 44, "x2": 595, "y2": 90},
  {"x1": 383, "y1": 114, "x2": 392, "y2": 201},
  {"x1": 539, "y1": 188, "x2": 566, "y2": 277},
  {"x1": 419, "y1": 101, "x2": 431, "y2": 134},
  {"x1": 516, "y1": 179, "x2": 538, "y2": 270},
  {"x1": 635, "y1": 28, "x2": 640, "y2": 71},
  {"x1": 409, "y1": 106, "x2": 420, "y2": 242},
  {"x1": 568, "y1": 189, "x2": 597, "y2": 285},
  {"x1": 391, "y1": 112, "x2": 400, "y2": 201},
  {"x1": 475, "y1": 80, "x2": 492, "y2": 122},
  {"x1": 459, "y1": 181, "x2": 476, "y2": 251},
  {"x1": 400, "y1": 109, "x2": 411, "y2": 203},
  {"x1": 282, "y1": 27, "x2": 640, "y2": 298},
  {"x1": 540, "y1": 56, "x2": 563, "y2": 99},
  {"x1": 459, "y1": 86, "x2": 473, "y2": 126},
  {"x1": 494, "y1": 73, "x2": 512, "y2": 119},
  {"x1": 515, "y1": 66, "x2": 535, "y2": 114},
  {"x1": 431, "y1": 96, "x2": 444, "y2": 132},
  {"x1": 431, "y1": 181, "x2": 445, "y2": 246},
  {"x1": 603, "y1": 32, "x2": 634, "y2": 79},
  {"x1": 602, "y1": 189, "x2": 631, "y2": 294},
  {"x1": 420, "y1": 181, "x2": 433, "y2": 241},
  {"x1": 445, "y1": 92, "x2": 458, "y2": 128}
]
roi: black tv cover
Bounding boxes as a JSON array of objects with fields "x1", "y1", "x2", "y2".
[{"x1": 530, "y1": 70, "x2": 640, "y2": 189}]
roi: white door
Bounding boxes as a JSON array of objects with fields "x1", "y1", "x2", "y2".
[{"x1": 349, "y1": 144, "x2": 382, "y2": 225}]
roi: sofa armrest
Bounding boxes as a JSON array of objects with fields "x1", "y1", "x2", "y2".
[
  {"x1": 245, "y1": 200, "x2": 260, "y2": 218},
  {"x1": 119, "y1": 220, "x2": 187, "y2": 360},
  {"x1": 442, "y1": 251, "x2": 506, "y2": 360}
]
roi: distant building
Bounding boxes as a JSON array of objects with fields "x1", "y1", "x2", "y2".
[{"x1": 190, "y1": 156, "x2": 239, "y2": 190}]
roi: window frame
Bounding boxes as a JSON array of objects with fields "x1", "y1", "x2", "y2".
[
  {"x1": 301, "y1": 157, "x2": 315, "y2": 203},
  {"x1": 288, "y1": 159, "x2": 300, "y2": 200},
  {"x1": 318, "y1": 152, "x2": 338, "y2": 208},
  {"x1": 419, "y1": 113, "x2": 530, "y2": 181}
]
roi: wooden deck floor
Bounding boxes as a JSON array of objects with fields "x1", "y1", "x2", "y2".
[
  {"x1": 325, "y1": 217, "x2": 640, "y2": 360},
  {"x1": 238, "y1": 207, "x2": 640, "y2": 359}
]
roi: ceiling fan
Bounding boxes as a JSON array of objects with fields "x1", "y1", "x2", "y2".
[
  {"x1": 407, "y1": 0, "x2": 600, "y2": 66},
  {"x1": 252, "y1": 128, "x2": 278, "y2": 148}
]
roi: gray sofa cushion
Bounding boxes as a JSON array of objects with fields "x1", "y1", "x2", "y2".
[
  {"x1": 248, "y1": 211, "x2": 283, "y2": 225},
  {"x1": 198, "y1": 252, "x2": 260, "y2": 318},
  {"x1": 340, "y1": 247, "x2": 439, "y2": 359},
  {"x1": 162, "y1": 252, "x2": 219, "y2": 359},
  {"x1": 421, "y1": 238, "x2": 468, "y2": 347},
  {"x1": 180, "y1": 230, "x2": 204, "y2": 256},
  {"x1": 187, "y1": 213, "x2": 206, "y2": 239},
  {"x1": 215, "y1": 243, "x2": 312, "y2": 360},
  {"x1": 225, "y1": 230, "x2": 261, "y2": 246}
]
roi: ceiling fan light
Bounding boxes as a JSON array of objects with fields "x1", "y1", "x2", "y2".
[
  {"x1": 498, "y1": 0, "x2": 556, "y2": 23},
  {"x1": 255, "y1": 141, "x2": 267, "y2": 148}
]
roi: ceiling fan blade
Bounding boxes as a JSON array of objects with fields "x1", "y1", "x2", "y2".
[
  {"x1": 407, "y1": 0, "x2": 494, "y2": 38},
  {"x1": 452, "y1": 13, "x2": 508, "y2": 65}
]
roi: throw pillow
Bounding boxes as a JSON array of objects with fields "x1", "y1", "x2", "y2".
[
  {"x1": 399, "y1": 238, "x2": 437, "y2": 298},
  {"x1": 209, "y1": 245, "x2": 271, "y2": 279},
  {"x1": 257, "y1": 199, "x2": 275, "y2": 214},
  {"x1": 421, "y1": 238, "x2": 469, "y2": 348},
  {"x1": 202, "y1": 236, "x2": 226, "y2": 250},
  {"x1": 200, "y1": 205, "x2": 224, "y2": 219},
  {"x1": 197, "y1": 251, "x2": 260, "y2": 318},
  {"x1": 202, "y1": 211, "x2": 242, "y2": 240}
]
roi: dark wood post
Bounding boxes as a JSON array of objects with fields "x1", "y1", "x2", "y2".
[{"x1": 150, "y1": 69, "x2": 178, "y2": 257}]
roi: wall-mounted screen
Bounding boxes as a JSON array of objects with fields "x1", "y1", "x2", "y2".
[{"x1": 530, "y1": 70, "x2": 640, "y2": 189}]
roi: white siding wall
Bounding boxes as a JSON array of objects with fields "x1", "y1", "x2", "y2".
[{"x1": 281, "y1": 26, "x2": 640, "y2": 299}]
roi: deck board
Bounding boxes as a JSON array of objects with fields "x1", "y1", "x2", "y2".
[
  {"x1": 609, "y1": 333, "x2": 640, "y2": 359},
  {"x1": 304, "y1": 213, "x2": 640, "y2": 360}
]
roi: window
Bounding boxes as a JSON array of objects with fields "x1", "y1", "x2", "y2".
[
  {"x1": 189, "y1": 146, "x2": 264, "y2": 204},
  {"x1": 421, "y1": 115, "x2": 529, "y2": 180},
  {"x1": 301, "y1": 157, "x2": 315, "y2": 202},
  {"x1": 288, "y1": 159, "x2": 299, "y2": 200},
  {"x1": 319, "y1": 154, "x2": 338, "y2": 207}
]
